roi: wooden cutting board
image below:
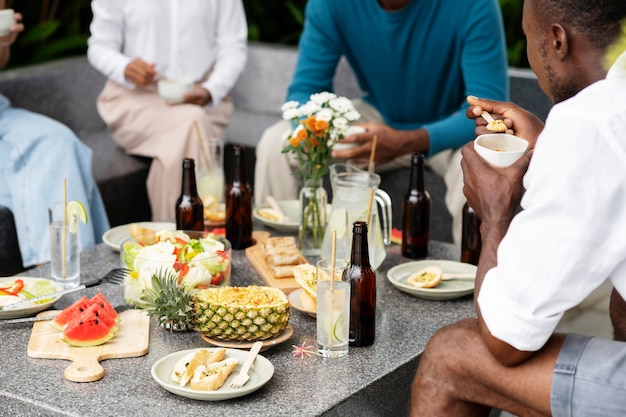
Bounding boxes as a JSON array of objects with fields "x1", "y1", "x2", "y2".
[
  {"x1": 28, "y1": 309, "x2": 150, "y2": 382},
  {"x1": 245, "y1": 231, "x2": 308, "y2": 294}
]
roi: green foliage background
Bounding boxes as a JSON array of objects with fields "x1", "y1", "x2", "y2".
[{"x1": 6, "y1": 0, "x2": 527, "y2": 69}]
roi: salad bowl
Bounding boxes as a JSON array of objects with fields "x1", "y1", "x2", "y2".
[{"x1": 120, "y1": 230, "x2": 232, "y2": 306}]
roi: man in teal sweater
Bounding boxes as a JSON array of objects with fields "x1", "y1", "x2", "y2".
[{"x1": 254, "y1": 0, "x2": 508, "y2": 243}]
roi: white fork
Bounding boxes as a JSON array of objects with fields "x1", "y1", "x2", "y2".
[{"x1": 229, "y1": 341, "x2": 263, "y2": 388}]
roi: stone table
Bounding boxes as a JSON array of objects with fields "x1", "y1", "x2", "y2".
[{"x1": 1, "y1": 239, "x2": 475, "y2": 416}]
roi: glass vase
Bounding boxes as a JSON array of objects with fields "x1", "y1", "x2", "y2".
[{"x1": 298, "y1": 178, "x2": 327, "y2": 256}]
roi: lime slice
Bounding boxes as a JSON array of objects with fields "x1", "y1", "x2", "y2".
[
  {"x1": 332, "y1": 310, "x2": 346, "y2": 343},
  {"x1": 66, "y1": 200, "x2": 88, "y2": 233},
  {"x1": 326, "y1": 208, "x2": 347, "y2": 238}
]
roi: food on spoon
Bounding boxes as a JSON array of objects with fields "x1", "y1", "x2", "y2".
[
  {"x1": 190, "y1": 358, "x2": 239, "y2": 391},
  {"x1": 171, "y1": 348, "x2": 226, "y2": 387},
  {"x1": 194, "y1": 285, "x2": 290, "y2": 341},
  {"x1": 486, "y1": 119, "x2": 507, "y2": 133},
  {"x1": 129, "y1": 223, "x2": 157, "y2": 245},
  {"x1": 406, "y1": 266, "x2": 443, "y2": 288}
]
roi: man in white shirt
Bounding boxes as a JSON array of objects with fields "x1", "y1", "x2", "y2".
[
  {"x1": 87, "y1": 0, "x2": 247, "y2": 221},
  {"x1": 410, "y1": 0, "x2": 626, "y2": 416}
]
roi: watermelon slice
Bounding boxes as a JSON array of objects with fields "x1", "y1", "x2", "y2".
[
  {"x1": 50, "y1": 296, "x2": 92, "y2": 330},
  {"x1": 90, "y1": 293, "x2": 120, "y2": 323},
  {"x1": 60, "y1": 302, "x2": 119, "y2": 347},
  {"x1": 64, "y1": 302, "x2": 120, "y2": 333}
]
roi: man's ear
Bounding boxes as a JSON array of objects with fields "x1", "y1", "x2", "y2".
[{"x1": 550, "y1": 23, "x2": 569, "y2": 60}]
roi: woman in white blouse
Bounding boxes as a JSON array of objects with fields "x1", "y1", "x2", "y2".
[{"x1": 87, "y1": 0, "x2": 247, "y2": 222}]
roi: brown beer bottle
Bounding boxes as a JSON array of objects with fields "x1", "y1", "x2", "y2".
[
  {"x1": 175, "y1": 158, "x2": 204, "y2": 231},
  {"x1": 225, "y1": 145, "x2": 253, "y2": 249},
  {"x1": 401, "y1": 152, "x2": 430, "y2": 258},
  {"x1": 348, "y1": 221, "x2": 376, "y2": 347},
  {"x1": 461, "y1": 202, "x2": 482, "y2": 265}
]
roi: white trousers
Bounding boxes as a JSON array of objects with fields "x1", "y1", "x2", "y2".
[{"x1": 254, "y1": 99, "x2": 466, "y2": 243}]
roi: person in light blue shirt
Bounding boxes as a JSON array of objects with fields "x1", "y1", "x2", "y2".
[
  {"x1": 254, "y1": 0, "x2": 509, "y2": 243},
  {"x1": 0, "y1": 4, "x2": 109, "y2": 268}
]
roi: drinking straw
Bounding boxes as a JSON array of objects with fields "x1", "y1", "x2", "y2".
[
  {"x1": 366, "y1": 187, "x2": 375, "y2": 226},
  {"x1": 368, "y1": 135, "x2": 378, "y2": 174},
  {"x1": 62, "y1": 178, "x2": 67, "y2": 279},
  {"x1": 193, "y1": 120, "x2": 212, "y2": 171},
  {"x1": 328, "y1": 230, "x2": 337, "y2": 346}
]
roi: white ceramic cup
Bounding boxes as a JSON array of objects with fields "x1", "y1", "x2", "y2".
[
  {"x1": 157, "y1": 78, "x2": 194, "y2": 103},
  {"x1": 0, "y1": 9, "x2": 16, "y2": 36},
  {"x1": 474, "y1": 133, "x2": 529, "y2": 167}
]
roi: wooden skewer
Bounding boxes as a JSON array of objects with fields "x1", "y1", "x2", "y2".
[{"x1": 368, "y1": 135, "x2": 378, "y2": 174}]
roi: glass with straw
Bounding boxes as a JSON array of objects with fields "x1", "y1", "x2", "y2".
[{"x1": 316, "y1": 231, "x2": 350, "y2": 357}]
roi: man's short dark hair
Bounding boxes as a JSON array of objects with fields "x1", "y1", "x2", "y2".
[{"x1": 534, "y1": 0, "x2": 626, "y2": 51}]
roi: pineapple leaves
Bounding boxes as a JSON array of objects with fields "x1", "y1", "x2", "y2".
[{"x1": 139, "y1": 268, "x2": 195, "y2": 331}]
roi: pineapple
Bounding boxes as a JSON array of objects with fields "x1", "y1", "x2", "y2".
[
  {"x1": 139, "y1": 269, "x2": 195, "y2": 331},
  {"x1": 194, "y1": 286, "x2": 290, "y2": 341}
]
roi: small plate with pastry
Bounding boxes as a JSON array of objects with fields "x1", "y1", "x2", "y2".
[
  {"x1": 151, "y1": 347, "x2": 274, "y2": 401},
  {"x1": 387, "y1": 260, "x2": 476, "y2": 301},
  {"x1": 288, "y1": 289, "x2": 316, "y2": 317},
  {"x1": 102, "y1": 221, "x2": 175, "y2": 252}
]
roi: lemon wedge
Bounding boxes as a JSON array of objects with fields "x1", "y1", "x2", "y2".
[{"x1": 66, "y1": 200, "x2": 88, "y2": 233}]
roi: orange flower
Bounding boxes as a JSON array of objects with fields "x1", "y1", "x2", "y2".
[
  {"x1": 314, "y1": 119, "x2": 329, "y2": 135},
  {"x1": 308, "y1": 136, "x2": 319, "y2": 147},
  {"x1": 304, "y1": 116, "x2": 317, "y2": 131}
]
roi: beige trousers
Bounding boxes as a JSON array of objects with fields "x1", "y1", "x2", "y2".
[
  {"x1": 254, "y1": 99, "x2": 466, "y2": 243},
  {"x1": 97, "y1": 81, "x2": 233, "y2": 222}
]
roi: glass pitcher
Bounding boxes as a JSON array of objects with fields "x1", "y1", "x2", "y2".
[{"x1": 321, "y1": 163, "x2": 392, "y2": 269}]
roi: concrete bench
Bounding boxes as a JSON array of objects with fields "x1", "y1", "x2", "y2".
[{"x1": 0, "y1": 42, "x2": 552, "y2": 276}]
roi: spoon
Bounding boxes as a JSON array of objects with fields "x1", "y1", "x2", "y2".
[
  {"x1": 411, "y1": 265, "x2": 476, "y2": 282},
  {"x1": 266, "y1": 196, "x2": 287, "y2": 223},
  {"x1": 480, "y1": 111, "x2": 495, "y2": 124}
]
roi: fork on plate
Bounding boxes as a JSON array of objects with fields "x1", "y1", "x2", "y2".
[{"x1": 230, "y1": 341, "x2": 263, "y2": 388}]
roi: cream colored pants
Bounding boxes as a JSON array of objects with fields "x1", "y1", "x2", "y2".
[
  {"x1": 254, "y1": 99, "x2": 466, "y2": 243},
  {"x1": 97, "y1": 81, "x2": 233, "y2": 222}
]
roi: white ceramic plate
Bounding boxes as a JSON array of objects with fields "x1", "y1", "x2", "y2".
[
  {"x1": 288, "y1": 288, "x2": 316, "y2": 317},
  {"x1": 200, "y1": 324, "x2": 294, "y2": 352},
  {"x1": 102, "y1": 222, "x2": 176, "y2": 252},
  {"x1": 387, "y1": 260, "x2": 476, "y2": 301},
  {"x1": 253, "y1": 200, "x2": 331, "y2": 233},
  {"x1": 151, "y1": 347, "x2": 274, "y2": 401},
  {"x1": 0, "y1": 277, "x2": 63, "y2": 319},
  {"x1": 253, "y1": 200, "x2": 300, "y2": 232}
]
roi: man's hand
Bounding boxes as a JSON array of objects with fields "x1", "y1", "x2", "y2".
[
  {"x1": 182, "y1": 84, "x2": 212, "y2": 106},
  {"x1": 331, "y1": 121, "x2": 428, "y2": 165},
  {"x1": 466, "y1": 96, "x2": 544, "y2": 149},
  {"x1": 460, "y1": 140, "x2": 530, "y2": 228},
  {"x1": 124, "y1": 58, "x2": 158, "y2": 87}
]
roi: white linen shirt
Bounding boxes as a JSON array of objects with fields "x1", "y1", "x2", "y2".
[
  {"x1": 87, "y1": 0, "x2": 247, "y2": 107},
  {"x1": 478, "y1": 51, "x2": 626, "y2": 351}
]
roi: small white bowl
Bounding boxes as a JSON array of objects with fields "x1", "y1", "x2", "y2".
[
  {"x1": 0, "y1": 9, "x2": 16, "y2": 36},
  {"x1": 332, "y1": 125, "x2": 366, "y2": 151},
  {"x1": 157, "y1": 78, "x2": 194, "y2": 103},
  {"x1": 474, "y1": 133, "x2": 529, "y2": 167}
]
